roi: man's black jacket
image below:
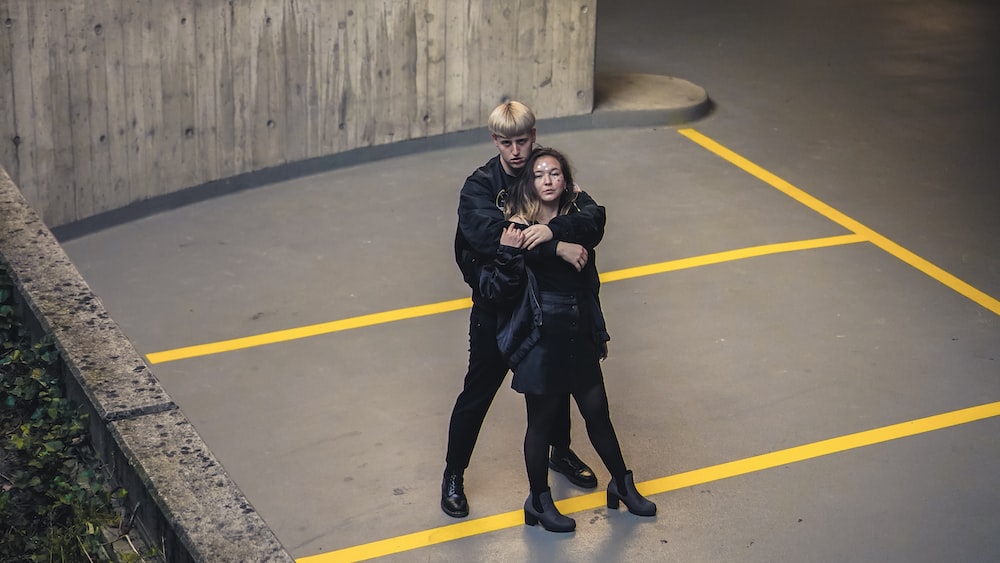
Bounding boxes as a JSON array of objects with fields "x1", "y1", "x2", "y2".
[{"x1": 454, "y1": 154, "x2": 607, "y2": 295}]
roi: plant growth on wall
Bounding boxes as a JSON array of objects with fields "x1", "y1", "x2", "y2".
[{"x1": 0, "y1": 263, "x2": 154, "y2": 561}]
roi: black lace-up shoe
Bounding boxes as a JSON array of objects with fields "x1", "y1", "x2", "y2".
[
  {"x1": 549, "y1": 448, "x2": 598, "y2": 489},
  {"x1": 441, "y1": 472, "x2": 469, "y2": 518}
]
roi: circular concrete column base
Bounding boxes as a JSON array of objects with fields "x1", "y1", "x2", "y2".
[{"x1": 594, "y1": 72, "x2": 712, "y2": 126}]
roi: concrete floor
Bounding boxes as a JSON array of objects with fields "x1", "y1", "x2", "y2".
[{"x1": 60, "y1": 1, "x2": 999, "y2": 561}]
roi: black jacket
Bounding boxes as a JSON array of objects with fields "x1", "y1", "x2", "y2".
[
  {"x1": 479, "y1": 230, "x2": 611, "y2": 367},
  {"x1": 454, "y1": 154, "x2": 607, "y2": 297}
]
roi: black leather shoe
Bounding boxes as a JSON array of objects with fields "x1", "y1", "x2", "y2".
[
  {"x1": 441, "y1": 472, "x2": 469, "y2": 518},
  {"x1": 549, "y1": 448, "x2": 598, "y2": 489}
]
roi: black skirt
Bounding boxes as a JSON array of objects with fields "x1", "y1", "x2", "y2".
[{"x1": 511, "y1": 291, "x2": 603, "y2": 395}]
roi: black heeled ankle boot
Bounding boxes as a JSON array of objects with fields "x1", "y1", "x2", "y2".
[
  {"x1": 607, "y1": 470, "x2": 656, "y2": 516},
  {"x1": 523, "y1": 490, "x2": 576, "y2": 532}
]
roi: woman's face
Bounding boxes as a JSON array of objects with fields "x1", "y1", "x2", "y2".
[{"x1": 532, "y1": 155, "x2": 566, "y2": 203}]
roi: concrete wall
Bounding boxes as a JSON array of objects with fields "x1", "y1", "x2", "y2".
[{"x1": 0, "y1": 0, "x2": 596, "y2": 227}]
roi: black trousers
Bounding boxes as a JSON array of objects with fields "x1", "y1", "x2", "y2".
[{"x1": 445, "y1": 302, "x2": 572, "y2": 472}]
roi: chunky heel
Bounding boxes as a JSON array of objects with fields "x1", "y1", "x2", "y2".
[
  {"x1": 523, "y1": 490, "x2": 576, "y2": 532},
  {"x1": 524, "y1": 509, "x2": 539, "y2": 526},
  {"x1": 606, "y1": 493, "x2": 620, "y2": 510},
  {"x1": 607, "y1": 471, "x2": 656, "y2": 517}
]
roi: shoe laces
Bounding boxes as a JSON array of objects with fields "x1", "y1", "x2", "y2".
[{"x1": 445, "y1": 473, "x2": 464, "y2": 496}]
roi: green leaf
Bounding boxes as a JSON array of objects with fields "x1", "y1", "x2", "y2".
[{"x1": 44, "y1": 440, "x2": 64, "y2": 452}]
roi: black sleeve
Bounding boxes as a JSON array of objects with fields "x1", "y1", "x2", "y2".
[
  {"x1": 478, "y1": 245, "x2": 527, "y2": 305},
  {"x1": 584, "y1": 258, "x2": 611, "y2": 343},
  {"x1": 523, "y1": 240, "x2": 558, "y2": 264},
  {"x1": 458, "y1": 174, "x2": 507, "y2": 257},
  {"x1": 546, "y1": 190, "x2": 606, "y2": 248}
]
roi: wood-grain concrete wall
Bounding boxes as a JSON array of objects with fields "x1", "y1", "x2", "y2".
[{"x1": 0, "y1": 0, "x2": 596, "y2": 227}]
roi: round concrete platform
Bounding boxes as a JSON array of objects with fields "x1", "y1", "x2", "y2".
[{"x1": 594, "y1": 72, "x2": 712, "y2": 126}]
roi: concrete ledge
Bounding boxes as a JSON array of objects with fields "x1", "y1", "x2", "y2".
[
  {"x1": 109, "y1": 409, "x2": 290, "y2": 562},
  {"x1": 0, "y1": 166, "x2": 293, "y2": 562}
]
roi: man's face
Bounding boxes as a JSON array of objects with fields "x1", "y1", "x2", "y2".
[{"x1": 493, "y1": 129, "x2": 536, "y2": 175}]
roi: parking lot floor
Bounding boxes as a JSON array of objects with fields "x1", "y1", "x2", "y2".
[{"x1": 59, "y1": 1, "x2": 1000, "y2": 561}]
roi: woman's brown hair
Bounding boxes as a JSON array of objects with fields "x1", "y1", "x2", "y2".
[{"x1": 505, "y1": 147, "x2": 578, "y2": 224}]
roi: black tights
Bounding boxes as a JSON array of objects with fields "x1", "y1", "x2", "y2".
[{"x1": 524, "y1": 383, "x2": 627, "y2": 497}]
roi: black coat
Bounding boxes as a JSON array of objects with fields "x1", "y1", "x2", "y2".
[
  {"x1": 479, "y1": 231, "x2": 611, "y2": 368},
  {"x1": 454, "y1": 154, "x2": 607, "y2": 297}
]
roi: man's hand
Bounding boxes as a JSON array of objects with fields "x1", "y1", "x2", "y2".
[
  {"x1": 555, "y1": 242, "x2": 588, "y2": 272},
  {"x1": 599, "y1": 341, "x2": 608, "y2": 361},
  {"x1": 521, "y1": 224, "x2": 554, "y2": 250}
]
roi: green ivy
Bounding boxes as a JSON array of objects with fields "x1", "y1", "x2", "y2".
[{"x1": 0, "y1": 263, "x2": 129, "y2": 561}]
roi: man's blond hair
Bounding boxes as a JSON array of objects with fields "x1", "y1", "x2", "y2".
[{"x1": 487, "y1": 101, "x2": 536, "y2": 138}]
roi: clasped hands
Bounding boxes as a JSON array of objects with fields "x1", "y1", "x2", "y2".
[{"x1": 500, "y1": 223, "x2": 589, "y2": 272}]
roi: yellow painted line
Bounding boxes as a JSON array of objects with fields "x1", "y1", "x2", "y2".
[
  {"x1": 599, "y1": 233, "x2": 865, "y2": 283},
  {"x1": 297, "y1": 400, "x2": 1000, "y2": 562},
  {"x1": 146, "y1": 298, "x2": 473, "y2": 364},
  {"x1": 149, "y1": 130, "x2": 1000, "y2": 365},
  {"x1": 678, "y1": 128, "x2": 1000, "y2": 316},
  {"x1": 146, "y1": 235, "x2": 863, "y2": 364}
]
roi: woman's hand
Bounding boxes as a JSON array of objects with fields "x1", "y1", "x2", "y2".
[
  {"x1": 499, "y1": 223, "x2": 525, "y2": 248},
  {"x1": 520, "y1": 224, "x2": 553, "y2": 250}
]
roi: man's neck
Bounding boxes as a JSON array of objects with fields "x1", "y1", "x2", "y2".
[{"x1": 500, "y1": 160, "x2": 518, "y2": 177}]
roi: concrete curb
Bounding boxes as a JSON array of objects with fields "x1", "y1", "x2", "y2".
[{"x1": 0, "y1": 167, "x2": 293, "y2": 562}]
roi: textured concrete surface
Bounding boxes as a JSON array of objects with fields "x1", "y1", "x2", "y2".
[
  {"x1": 111, "y1": 409, "x2": 292, "y2": 562},
  {"x1": 0, "y1": 168, "x2": 292, "y2": 561},
  {"x1": 594, "y1": 72, "x2": 711, "y2": 126},
  {"x1": 38, "y1": 1, "x2": 1000, "y2": 562}
]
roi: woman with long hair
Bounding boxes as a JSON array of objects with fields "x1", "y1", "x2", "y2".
[{"x1": 480, "y1": 147, "x2": 656, "y2": 533}]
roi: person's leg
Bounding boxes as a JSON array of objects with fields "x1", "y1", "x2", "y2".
[
  {"x1": 548, "y1": 393, "x2": 572, "y2": 449},
  {"x1": 573, "y1": 383, "x2": 626, "y2": 481},
  {"x1": 548, "y1": 393, "x2": 598, "y2": 488},
  {"x1": 525, "y1": 394, "x2": 560, "y2": 496},
  {"x1": 574, "y1": 383, "x2": 656, "y2": 516},
  {"x1": 522, "y1": 393, "x2": 576, "y2": 532},
  {"x1": 441, "y1": 305, "x2": 508, "y2": 518},
  {"x1": 547, "y1": 294, "x2": 598, "y2": 488},
  {"x1": 444, "y1": 306, "x2": 507, "y2": 472}
]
